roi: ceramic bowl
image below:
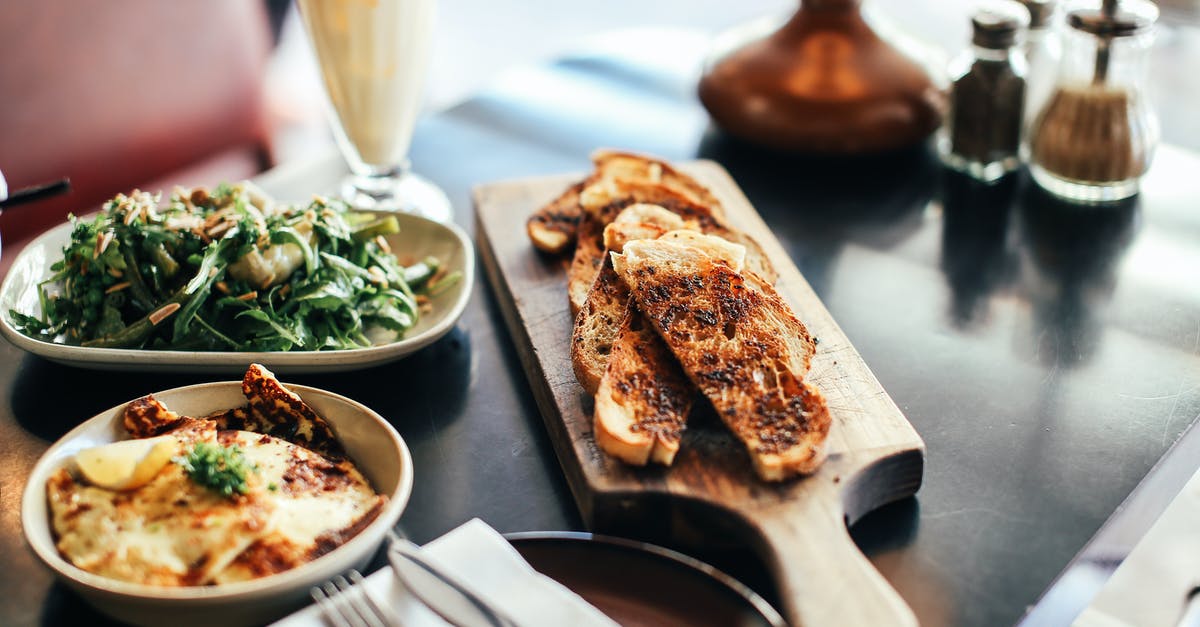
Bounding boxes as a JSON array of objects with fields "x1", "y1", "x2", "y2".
[{"x1": 22, "y1": 381, "x2": 413, "y2": 626}]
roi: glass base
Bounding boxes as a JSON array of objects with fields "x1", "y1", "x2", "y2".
[
  {"x1": 1030, "y1": 165, "x2": 1140, "y2": 204},
  {"x1": 341, "y1": 169, "x2": 452, "y2": 223}
]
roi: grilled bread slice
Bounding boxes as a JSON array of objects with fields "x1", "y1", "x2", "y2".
[
  {"x1": 527, "y1": 180, "x2": 587, "y2": 254},
  {"x1": 594, "y1": 308, "x2": 695, "y2": 465},
  {"x1": 568, "y1": 190, "x2": 715, "y2": 313},
  {"x1": 559, "y1": 151, "x2": 771, "y2": 313},
  {"x1": 612, "y1": 236, "x2": 829, "y2": 481},
  {"x1": 582, "y1": 150, "x2": 723, "y2": 216},
  {"x1": 567, "y1": 211, "x2": 606, "y2": 316},
  {"x1": 590, "y1": 230, "x2": 746, "y2": 464},
  {"x1": 604, "y1": 205, "x2": 694, "y2": 250},
  {"x1": 583, "y1": 182, "x2": 776, "y2": 283},
  {"x1": 526, "y1": 150, "x2": 720, "y2": 255},
  {"x1": 566, "y1": 191, "x2": 701, "y2": 313},
  {"x1": 571, "y1": 206, "x2": 691, "y2": 395},
  {"x1": 565, "y1": 192, "x2": 774, "y2": 313}
]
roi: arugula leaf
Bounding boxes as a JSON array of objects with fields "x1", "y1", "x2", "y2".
[
  {"x1": 236, "y1": 309, "x2": 304, "y2": 347},
  {"x1": 359, "y1": 295, "x2": 414, "y2": 331}
]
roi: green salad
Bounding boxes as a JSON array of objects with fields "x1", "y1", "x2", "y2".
[{"x1": 9, "y1": 182, "x2": 459, "y2": 351}]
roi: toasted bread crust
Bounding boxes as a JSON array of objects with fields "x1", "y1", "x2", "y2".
[
  {"x1": 559, "y1": 152, "x2": 771, "y2": 314},
  {"x1": 526, "y1": 151, "x2": 724, "y2": 256},
  {"x1": 582, "y1": 179, "x2": 714, "y2": 221},
  {"x1": 588, "y1": 150, "x2": 723, "y2": 213},
  {"x1": 566, "y1": 196, "x2": 775, "y2": 314},
  {"x1": 572, "y1": 259, "x2": 629, "y2": 395},
  {"x1": 594, "y1": 308, "x2": 694, "y2": 466},
  {"x1": 572, "y1": 207, "x2": 690, "y2": 394},
  {"x1": 567, "y1": 212, "x2": 606, "y2": 316},
  {"x1": 526, "y1": 180, "x2": 586, "y2": 255},
  {"x1": 613, "y1": 240, "x2": 828, "y2": 480},
  {"x1": 530, "y1": 152, "x2": 823, "y2": 479},
  {"x1": 599, "y1": 193, "x2": 776, "y2": 284}
]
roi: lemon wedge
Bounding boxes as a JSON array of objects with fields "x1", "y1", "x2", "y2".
[{"x1": 75, "y1": 435, "x2": 178, "y2": 491}]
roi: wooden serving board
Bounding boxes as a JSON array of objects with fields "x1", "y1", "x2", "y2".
[{"x1": 474, "y1": 161, "x2": 925, "y2": 627}]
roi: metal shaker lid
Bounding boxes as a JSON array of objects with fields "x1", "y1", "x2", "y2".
[
  {"x1": 1068, "y1": 0, "x2": 1157, "y2": 37},
  {"x1": 971, "y1": 7, "x2": 1029, "y2": 49}
]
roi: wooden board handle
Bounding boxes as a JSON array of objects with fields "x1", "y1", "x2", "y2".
[{"x1": 754, "y1": 494, "x2": 916, "y2": 627}]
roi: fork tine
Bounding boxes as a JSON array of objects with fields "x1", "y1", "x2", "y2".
[
  {"x1": 332, "y1": 579, "x2": 371, "y2": 627},
  {"x1": 316, "y1": 578, "x2": 364, "y2": 627},
  {"x1": 331, "y1": 576, "x2": 373, "y2": 627},
  {"x1": 311, "y1": 583, "x2": 354, "y2": 627},
  {"x1": 348, "y1": 570, "x2": 392, "y2": 627},
  {"x1": 319, "y1": 571, "x2": 390, "y2": 627}
]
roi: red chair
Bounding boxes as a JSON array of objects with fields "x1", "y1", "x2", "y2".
[{"x1": 0, "y1": 0, "x2": 274, "y2": 277}]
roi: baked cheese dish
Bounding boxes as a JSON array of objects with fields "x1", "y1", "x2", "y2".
[{"x1": 46, "y1": 365, "x2": 386, "y2": 586}]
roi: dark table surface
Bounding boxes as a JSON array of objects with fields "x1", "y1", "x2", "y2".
[{"x1": 5, "y1": 23, "x2": 1200, "y2": 627}]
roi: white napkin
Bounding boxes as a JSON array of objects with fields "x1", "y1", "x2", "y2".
[
  {"x1": 273, "y1": 518, "x2": 617, "y2": 627},
  {"x1": 1073, "y1": 464, "x2": 1200, "y2": 627}
]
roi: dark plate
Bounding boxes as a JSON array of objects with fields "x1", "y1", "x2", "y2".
[{"x1": 506, "y1": 532, "x2": 784, "y2": 627}]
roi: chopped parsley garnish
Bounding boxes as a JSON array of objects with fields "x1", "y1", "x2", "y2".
[{"x1": 174, "y1": 442, "x2": 256, "y2": 498}]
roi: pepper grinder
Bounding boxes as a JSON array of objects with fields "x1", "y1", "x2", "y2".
[
  {"x1": 938, "y1": 6, "x2": 1029, "y2": 183},
  {"x1": 1028, "y1": 0, "x2": 1159, "y2": 203}
]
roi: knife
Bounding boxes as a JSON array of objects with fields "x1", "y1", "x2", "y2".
[
  {"x1": 386, "y1": 532, "x2": 514, "y2": 627},
  {"x1": 0, "y1": 175, "x2": 71, "y2": 210}
]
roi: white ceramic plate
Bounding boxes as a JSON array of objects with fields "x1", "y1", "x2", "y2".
[
  {"x1": 22, "y1": 380, "x2": 414, "y2": 627},
  {"x1": 0, "y1": 212, "x2": 474, "y2": 373}
]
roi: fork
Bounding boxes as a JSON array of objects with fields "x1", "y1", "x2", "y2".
[{"x1": 311, "y1": 570, "x2": 394, "y2": 627}]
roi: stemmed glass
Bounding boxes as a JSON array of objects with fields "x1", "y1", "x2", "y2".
[{"x1": 298, "y1": 0, "x2": 451, "y2": 222}]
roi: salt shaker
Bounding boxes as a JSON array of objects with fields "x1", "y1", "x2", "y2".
[
  {"x1": 1028, "y1": 0, "x2": 1159, "y2": 202},
  {"x1": 939, "y1": 7, "x2": 1029, "y2": 183}
]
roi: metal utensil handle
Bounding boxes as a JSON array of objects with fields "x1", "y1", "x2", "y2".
[
  {"x1": 386, "y1": 531, "x2": 512, "y2": 627},
  {"x1": 0, "y1": 177, "x2": 71, "y2": 209}
]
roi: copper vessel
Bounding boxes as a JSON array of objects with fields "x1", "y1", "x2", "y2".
[{"x1": 699, "y1": 0, "x2": 945, "y2": 154}]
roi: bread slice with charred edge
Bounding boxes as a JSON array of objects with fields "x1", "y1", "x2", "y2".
[
  {"x1": 560, "y1": 149, "x2": 777, "y2": 313},
  {"x1": 594, "y1": 307, "x2": 695, "y2": 466},
  {"x1": 611, "y1": 236, "x2": 829, "y2": 481},
  {"x1": 581, "y1": 150, "x2": 723, "y2": 216},
  {"x1": 568, "y1": 188, "x2": 703, "y2": 314},
  {"x1": 567, "y1": 211, "x2": 606, "y2": 316},
  {"x1": 526, "y1": 149, "x2": 721, "y2": 256},
  {"x1": 526, "y1": 180, "x2": 588, "y2": 255},
  {"x1": 571, "y1": 205, "x2": 693, "y2": 395},
  {"x1": 592, "y1": 230, "x2": 747, "y2": 466},
  {"x1": 566, "y1": 192, "x2": 775, "y2": 314}
]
